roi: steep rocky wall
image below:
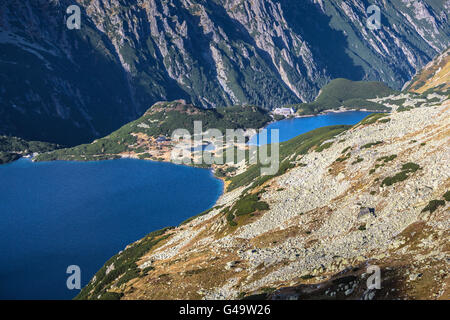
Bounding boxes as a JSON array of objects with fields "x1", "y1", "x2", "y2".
[{"x1": 1, "y1": 0, "x2": 449, "y2": 145}]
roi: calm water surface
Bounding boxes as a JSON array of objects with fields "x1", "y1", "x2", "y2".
[
  {"x1": 0, "y1": 158, "x2": 223, "y2": 299},
  {"x1": 249, "y1": 111, "x2": 371, "y2": 145}
]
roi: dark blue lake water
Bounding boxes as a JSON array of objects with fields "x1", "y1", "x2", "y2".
[
  {"x1": 248, "y1": 111, "x2": 371, "y2": 145},
  {"x1": 0, "y1": 111, "x2": 371, "y2": 300},
  {"x1": 0, "y1": 158, "x2": 223, "y2": 300}
]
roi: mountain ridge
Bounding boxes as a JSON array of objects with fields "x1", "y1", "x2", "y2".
[{"x1": 1, "y1": 0, "x2": 449, "y2": 145}]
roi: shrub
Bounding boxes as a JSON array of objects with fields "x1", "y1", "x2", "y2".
[
  {"x1": 227, "y1": 125, "x2": 350, "y2": 191},
  {"x1": 335, "y1": 153, "x2": 351, "y2": 163},
  {"x1": 421, "y1": 200, "x2": 445, "y2": 213},
  {"x1": 75, "y1": 227, "x2": 173, "y2": 300},
  {"x1": 361, "y1": 141, "x2": 382, "y2": 149},
  {"x1": 231, "y1": 192, "x2": 269, "y2": 217},
  {"x1": 98, "y1": 292, "x2": 123, "y2": 300},
  {"x1": 401, "y1": 162, "x2": 421, "y2": 173},
  {"x1": 444, "y1": 191, "x2": 450, "y2": 202},
  {"x1": 377, "y1": 154, "x2": 397, "y2": 163},
  {"x1": 381, "y1": 171, "x2": 409, "y2": 186},
  {"x1": 357, "y1": 113, "x2": 389, "y2": 126},
  {"x1": 381, "y1": 162, "x2": 421, "y2": 186},
  {"x1": 341, "y1": 146, "x2": 351, "y2": 154},
  {"x1": 316, "y1": 141, "x2": 333, "y2": 152}
]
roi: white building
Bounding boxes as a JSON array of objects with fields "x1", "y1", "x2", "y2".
[{"x1": 273, "y1": 107, "x2": 295, "y2": 116}]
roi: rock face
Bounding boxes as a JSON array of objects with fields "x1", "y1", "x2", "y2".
[{"x1": 1, "y1": 0, "x2": 449, "y2": 145}]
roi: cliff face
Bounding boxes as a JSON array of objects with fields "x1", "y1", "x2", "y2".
[
  {"x1": 1, "y1": 0, "x2": 449, "y2": 145},
  {"x1": 77, "y1": 55, "x2": 450, "y2": 300}
]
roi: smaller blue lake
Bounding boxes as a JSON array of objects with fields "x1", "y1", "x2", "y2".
[
  {"x1": 248, "y1": 111, "x2": 372, "y2": 145},
  {"x1": 0, "y1": 158, "x2": 223, "y2": 300}
]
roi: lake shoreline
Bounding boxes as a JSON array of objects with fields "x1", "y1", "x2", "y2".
[{"x1": 0, "y1": 157, "x2": 224, "y2": 299}]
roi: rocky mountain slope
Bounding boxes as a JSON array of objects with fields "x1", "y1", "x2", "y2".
[
  {"x1": 1, "y1": 0, "x2": 449, "y2": 145},
  {"x1": 405, "y1": 47, "x2": 450, "y2": 94},
  {"x1": 77, "y1": 62, "x2": 449, "y2": 300}
]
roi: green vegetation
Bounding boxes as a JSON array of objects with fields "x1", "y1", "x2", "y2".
[
  {"x1": 356, "y1": 113, "x2": 389, "y2": 126},
  {"x1": 0, "y1": 136, "x2": 60, "y2": 164},
  {"x1": 377, "y1": 154, "x2": 397, "y2": 163},
  {"x1": 290, "y1": 79, "x2": 394, "y2": 115},
  {"x1": 232, "y1": 193, "x2": 269, "y2": 217},
  {"x1": 381, "y1": 162, "x2": 421, "y2": 187},
  {"x1": 444, "y1": 191, "x2": 450, "y2": 202},
  {"x1": 0, "y1": 152, "x2": 21, "y2": 164},
  {"x1": 361, "y1": 141, "x2": 382, "y2": 149},
  {"x1": 237, "y1": 292, "x2": 247, "y2": 299},
  {"x1": 227, "y1": 125, "x2": 350, "y2": 191},
  {"x1": 215, "y1": 166, "x2": 237, "y2": 178},
  {"x1": 36, "y1": 102, "x2": 271, "y2": 162},
  {"x1": 76, "y1": 227, "x2": 173, "y2": 300},
  {"x1": 260, "y1": 287, "x2": 276, "y2": 294},
  {"x1": 384, "y1": 98, "x2": 406, "y2": 106},
  {"x1": 369, "y1": 154, "x2": 397, "y2": 174},
  {"x1": 224, "y1": 191, "x2": 269, "y2": 226},
  {"x1": 341, "y1": 146, "x2": 351, "y2": 154},
  {"x1": 351, "y1": 157, "x2": 363, "y2": 165},
  {"x1": 98, "y1": 292, "x2": 123, "y2": 300},
  {"x1": 315, "y1": 141, "x2": 333, "y2": 152},
  {"x1": 273, "y1": 114, "x2": 285, "y2": 121},
  {"x1": 335, "y1": 152, "x2": 351, "y2": 163},
  {"x1": 421, "y1": 200, "x2": 445, "y2": 214},
  {"x1": 397, "y1": 105, "x2": 413, "y2": 112},
  {"x1": 179, "y1": 207, "x2": 217, "y2": 225}
]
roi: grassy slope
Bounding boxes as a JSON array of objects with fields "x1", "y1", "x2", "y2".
[
  {"x1": 227, "y1": 125, "x2": 350, "y2": 191},
  {"x1": 288, "y1": 78, "x2": 396, "y2": 115},
  {"x1": 35, "y1": 101, "x2": 271, "y2": 162}
]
